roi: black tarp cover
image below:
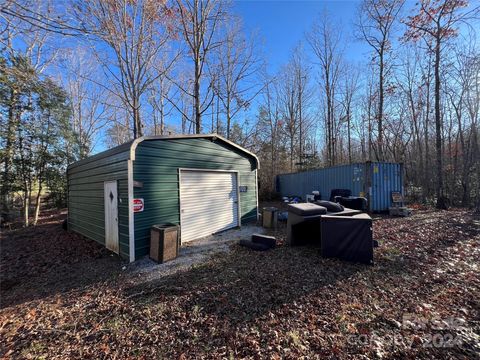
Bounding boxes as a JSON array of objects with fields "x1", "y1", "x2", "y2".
[{"x1": 320, "y1": 214, "x2": 374, "y2": 265}]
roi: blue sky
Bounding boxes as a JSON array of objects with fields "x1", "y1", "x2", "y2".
[{"x1": 233, "y1": 0, "x2": 369, "y2": 71}]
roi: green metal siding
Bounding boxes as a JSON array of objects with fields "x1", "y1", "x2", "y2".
[
  {"x1": 133, "y1": 138, "x2": 257, "y2": 259},
  {"x1": 67, "y1": 149, "x2": 130, "y2": 260}
]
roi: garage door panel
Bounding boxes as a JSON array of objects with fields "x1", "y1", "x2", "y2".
[
  {"x1": 180, "y1": 170, "x2": 239, "y2": 242},
  {"x1": 180, "y1": 191, "x2": 237, "y2": 199}
]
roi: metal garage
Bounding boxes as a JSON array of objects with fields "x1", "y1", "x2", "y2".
[
  {"x1": 67, "y1": 134, "x2": 259, "y2": 262},
  {"x1": 179, "y1": 170, "x2": 240, "y2": 242}
]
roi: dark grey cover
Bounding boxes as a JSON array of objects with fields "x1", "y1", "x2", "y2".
[
  {"x1": 327, "y1": 208, "x2": 362, "y2": 216},
  {"x1": 314, "y1": 200, "x2": 344, "y2": 212},
  {"x1": 336, "y1": 197, "x2": 368, "y2": 211},
  {"x1": 288, "y1": 203, "x2": 327, "y2": 216},
  {"x1": 320, "y1": 214, "x2": 373, "y2": 264},
  {"x1": 330, "y1": 189, "x2": 352, "y2": 201},
  {"x1": 290, "y1": 215, "x2": 323, "y2": 246},
  {"x1": 252, "y1": 234, "x2": 276, "y2": 248}
]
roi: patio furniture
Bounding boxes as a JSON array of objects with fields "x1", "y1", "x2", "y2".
[
  {"x1": 320, "y1": 213, "x2": 374, "y2": 264},
  {"x1": 287, "y1": 203, "x2": 362, "y2": 246},
  {"x1": 330, "y1": 189, "x2": 352, "y2": 201},
  {"x1": 314, "y1": 200, "x2": 344, "y2": 212},
  {"x1": 286, "y1": 203, "x2": 327, "y2": 246},
  {"x1": 335, "y1": 196, "x2": 368, "y2": 212}
]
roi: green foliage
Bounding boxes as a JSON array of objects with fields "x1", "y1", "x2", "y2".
[{"x1": 0, "y1": 53, "x2": 77, "y2": 218}]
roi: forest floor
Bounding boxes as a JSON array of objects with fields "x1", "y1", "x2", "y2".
[{"x1": 1, "y1": 207, "x2": 479, "y2": 359}]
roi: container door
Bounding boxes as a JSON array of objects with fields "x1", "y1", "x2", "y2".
[
  {"x1": 104, "y1": 180, "x2": 119, "y2": 253},
  {"x1": 180, "y1": 170, "x2": 239, "y2": 242}
]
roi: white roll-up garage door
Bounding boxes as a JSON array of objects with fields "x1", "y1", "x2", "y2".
[{"x1": 180, "y1": 170, "x2": 239, "y2": 242}]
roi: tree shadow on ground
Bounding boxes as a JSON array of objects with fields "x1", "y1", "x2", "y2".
[
  {"x1": 124, "y1": 210, "x2": 480, "y2": 328},
  {"x1": 0, "y1": 212, "x2": 123, "y2": 308},
  {"x1": 125, "y1": 244, "x2": 368, "y2": 324}
]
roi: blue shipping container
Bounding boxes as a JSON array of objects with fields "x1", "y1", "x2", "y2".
[{"x1": 276, "y1": 162, "x2": 404, "y2": 212}]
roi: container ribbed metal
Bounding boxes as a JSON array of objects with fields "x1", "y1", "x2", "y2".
[{"x1": 276, "y1": 162, "x2": 403, "y2": 212}]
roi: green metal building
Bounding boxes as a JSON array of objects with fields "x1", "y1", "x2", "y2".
[{"x1": 67, "y1": 134, "x2": 259, "y2": 262}]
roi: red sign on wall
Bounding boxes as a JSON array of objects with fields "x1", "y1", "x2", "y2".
[{"x1": 133, "y1": 198, "x2": 144, "y2": 212}]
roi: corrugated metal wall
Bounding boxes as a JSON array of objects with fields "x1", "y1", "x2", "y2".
[
  {"x1": 67, "y1": 144, "x2": 131, "y2": 259},
  {"x1": 133, "y1": 138, "x2": 258, "y2": 258},
  {"x1": 277, "y1": 162, "x2": 403, "y2": 212},
  {"x1": 370, "y1": 162, "x2": 403, "y2": 212},
  {"x1": 277, "y1": 163, "x2": 366, "y2": 199}
]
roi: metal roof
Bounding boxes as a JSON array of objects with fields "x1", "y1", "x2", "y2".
[{"x1": 68, "y1": 134, "x2": 259, "y2": 170}]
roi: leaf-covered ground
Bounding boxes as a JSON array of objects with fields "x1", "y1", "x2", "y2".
[{"x1": 1, "y1": 208, "x2": 479, "y2": 359}]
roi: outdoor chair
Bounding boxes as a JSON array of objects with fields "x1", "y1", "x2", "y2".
[{"x1": 320, "y1": 213, "x2": 374, "y2": 265}]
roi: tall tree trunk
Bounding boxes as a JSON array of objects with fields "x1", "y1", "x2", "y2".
[
  {"x1": 194, "y1": 55, "x2": 201, "y2": 134},
  {"x1": 1, "y1": 89, "x2": 18, "y2": 218},
  {"x1": 226, "y1": 93, "x2": 231, "y2": 139},
  {"x1": 270, "y1": 128, "x2": 276, "y2": 193},
  {"x1": 23, "y1": 192, "x2": 30, "y2": 227},
  {"x1": 133, "y1": 97, "x2": 143, "y2": 138},
  {"x1": 33, "y1": 180, "x2": 43, "y2": 226},
  {"x1": 347, "y1": 108, "x2": 352, "y2": 164},
  {"x1": 368, "y1": 94, "x2": 373, "y2": 161},
  {"x1": 23, "y1": 171, "x2": 31, "y2": 227},
  {"x1": 290, "y1": 134, "x2": 294, "y2": 172},
  {"x1": 434, "y1": 35, "x2": 445, "y2": 209},
  {"x1": 378, "y1": 47, "x2": 385, "y2": 161},
  {"x1": 424, "y1": 75, "x2": 431, "y2": 201}
]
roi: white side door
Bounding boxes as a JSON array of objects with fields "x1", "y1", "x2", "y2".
[
  {"x1": 104, "y1": 180, "x2": 119, "y2": 253},
  {"x1": 180, "y1": 170, "x2": 239, "y2": 242}
]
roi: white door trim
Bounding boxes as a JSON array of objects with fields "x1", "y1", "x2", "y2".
[
  {"x1": 104, "y1": 180, "x2": 119, "y2": 254},
  {"x1": 178, "y1": 168, "x2": 241, "y2": 244},
  {"x1": 127, "y1": 160, "x2": 135, "y2": 262}
]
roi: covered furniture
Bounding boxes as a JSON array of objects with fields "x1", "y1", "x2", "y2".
[
  {"x1": 287, "y1": 203, "x2": 327, "y2": 246},
  {"x1": 320, "y1": 214, "x2": 374, "y2": 264},
  {"x1": 330, "y1": 189, "x2": 352, "y2": 201},
  {"x1": 287, "y1": 203, "x2": 362, "y2": 246},
  {"x1": 335, "y1": 196, "x2": 368, "y2": 211}
]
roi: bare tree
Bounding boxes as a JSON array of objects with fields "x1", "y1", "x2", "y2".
[
  {"x1": 357, "y1": 0, "x2": 404, "y2": 161},
  {"x1": 404, "y1": 0, "x2": 480, "y2": 208},
  {"x1": 174, "y1": 0, "x2": 227, "y2": 134},
  {"x1": 211, "y1": 18, "x2": 262, "y2": 139},
  {"x1": 340, "y1": 64, "x2": 359, "y2": 164},
  {"x1": 0, "y1": 0, "x2": 83, "y2": 36},
  {"x1": 104, "y1": 107, "x2": 133, "y2": 148},
  {"x1": 76, "y1": 0, "x2": 175, "y2": 138},
  {"x1": 147, "y1": 52, "x2": 179, "y2": 136},
  {"x1": 307, "y1": 12, "x2": 344, "y2": 166},
  {"x1": 278, "y1": 61, "x2": 299, "y2": 172},
  {"x1": 61, "y1": 49, "x2": 112, "y2": 158},
  {"x1": 259, "y1": 72, "x2": 282, "y2": 192}
]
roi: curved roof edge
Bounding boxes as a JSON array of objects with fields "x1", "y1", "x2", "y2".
[
  {"x1": 68, "y1": 134, "x2": 259, "y2": 171},
  {"x1": 130, "y1": 134, "x2": 260, "y2": 169}
]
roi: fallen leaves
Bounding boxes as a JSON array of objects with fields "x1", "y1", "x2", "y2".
[{"x1": 1, "y1": 208, "x2": 479, "y2": 359}]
